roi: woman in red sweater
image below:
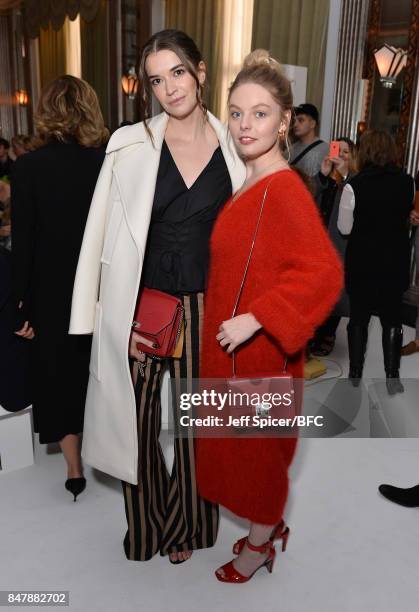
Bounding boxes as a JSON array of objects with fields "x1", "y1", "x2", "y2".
[{"x1": 196, "y1": 50, "x2": 343, "y2": 583}]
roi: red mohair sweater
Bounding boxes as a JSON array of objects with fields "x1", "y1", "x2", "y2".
[{"x1": 196, "y1": 169, "x2": 343, "y2": 525}]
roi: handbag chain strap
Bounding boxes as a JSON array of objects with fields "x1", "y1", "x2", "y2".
[{"x1": 230, "y1": 179, "x2": 288, "y2": 377}]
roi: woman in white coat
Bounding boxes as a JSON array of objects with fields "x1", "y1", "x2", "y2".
[{"x1": 70, "y1": 30, "x2": 245, "y2": 563}]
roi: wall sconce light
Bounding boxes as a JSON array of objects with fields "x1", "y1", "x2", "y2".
[
  {"x1": 374, "y1": 44, "x2": 407, "y2": 88},
  {"x1": 16, "y1": 89, "x2": 29, "y2": 106},
  {"x1": 121, "y1": 67, "x2": 139, "y2": 100}
]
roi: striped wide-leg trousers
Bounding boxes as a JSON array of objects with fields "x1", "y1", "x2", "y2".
[{"x1": 121, "y1": 293, "x2": 219, "y2": 561}]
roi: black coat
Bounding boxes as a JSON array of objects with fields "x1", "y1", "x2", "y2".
[
  {"x1": 345, "y1": 164, "x2": 414, "y2": 296},
  {"x1": 11, "y1": 140, "x2": 105, "y2": 442},
  {"x1": 0, "y1": 246, "x2": 32, "y2": 412}
]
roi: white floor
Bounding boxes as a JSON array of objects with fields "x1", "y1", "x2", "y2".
[{"x1": 1, "y1": 317, "x2": 419, "y2": 612}]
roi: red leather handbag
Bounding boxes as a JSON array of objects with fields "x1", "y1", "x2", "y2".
[{"x1": 132, "y1": 287, "x2": 184, "y2": 358}]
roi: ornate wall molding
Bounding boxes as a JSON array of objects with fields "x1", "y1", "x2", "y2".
[
  {"x1": 331, "y1": 0, "x2": 370, "y2": 140},
  {"x1": 362, "y1": 0, "x2": 380, "y2": 122},
  {"x1": 24, "y1": 0, "x2": 101, "y2": 38},
  {"x1": 402, "y1": 0, "x2": 419, "y2": 174},
  {"x1": 405, "y1": 51, "x2": 419, "y2": 175}
]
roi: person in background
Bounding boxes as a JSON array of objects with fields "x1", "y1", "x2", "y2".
[
  {"x1": 0, "y1": 245, "x2": 32, "y2": 412},
  {"x1": 0, "y1": 138, "x2": 13, "y2": 179},
  {"x1": 11, "y1": 75, "x2": 108, "y2": 501},
  {"x1": 311, "y1": 138, "x2": 358, "y2": 356},
  {"x1": 378, "y1": 207, "x2": 419, "y2": 508},
  {"x1": 11, "y1": 135, "x2": 28, "y2": 158},
  {"x1": 290, "y1": 103, "x2": 329, "y2": 177},
  {"x1": 337, "y1": 130, "x2": 414, "y2": 395}
]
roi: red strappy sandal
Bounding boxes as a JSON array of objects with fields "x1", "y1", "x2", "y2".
[
  {"x1": 215, "y1": 538, "x2": 276, "y2": 583},
  {"x1": 232, "y1": 519, "x2": 290, "y2": 555}
]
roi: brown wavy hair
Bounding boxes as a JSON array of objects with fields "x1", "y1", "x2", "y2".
[
  {"x1": 138, "y1": 29, "x2": 207, "y2": 142},
  {"x1": 357, "y1": 130, "x2": 398, "y2": 170},
  {"x1": 35, "y1": 75, "x2": 109, "y2": 147}
]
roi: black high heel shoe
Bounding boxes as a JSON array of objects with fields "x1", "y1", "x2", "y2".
[{"x1": 65, "y1": 477, "x2": 86, "y2": 502}]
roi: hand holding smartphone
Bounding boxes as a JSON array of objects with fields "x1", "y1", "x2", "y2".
[{"x1": 329, "y1": 141, "x2": 340, "y2": 159}]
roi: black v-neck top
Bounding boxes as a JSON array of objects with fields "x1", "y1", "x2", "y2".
[{"x1": 141, "y1": 139, "x2": 232, "y2": 295}]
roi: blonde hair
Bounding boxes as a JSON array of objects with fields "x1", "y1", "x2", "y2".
[
  {"x1": 35, "y1": 75, "x2": 109, "y2": 147},
  {"x1": 228, "y1": 49, "x2": 294, "y2": 162},
  {"x1": 228, "y1": 49, "x2": 293, "y2": 119},
  {"x1": 11, "y1": 134, "x2": 42, "y2": 153}
]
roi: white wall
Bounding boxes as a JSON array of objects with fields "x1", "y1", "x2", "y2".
[
  {"x1": 282, "y1": 64, "x2": 308, "y2": 106},
  {"x1": 320, "y1": 0, "x2": 343, "y2": 142},
  {"x1": 151, "y1": 0, "x2": 165, "y2": 34}
]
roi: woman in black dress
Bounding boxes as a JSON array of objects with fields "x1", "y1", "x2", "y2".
[
  {"x1": 337, "y1": 130, "x2": 414, "y2": 394},
  {"x1": 12, "y1": 76, "x2": 108, "y2": 499},
  {"x1": 120, "y1": 30, "x2": 244, "y2": 564}
]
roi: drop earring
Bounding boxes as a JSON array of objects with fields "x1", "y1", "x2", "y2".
[
  {"x1": 284, "y1": 134, "x2": 291, "y2": 163},
  {"x1": 279, "y1": 129, "x2": 291, "y2": 163}
]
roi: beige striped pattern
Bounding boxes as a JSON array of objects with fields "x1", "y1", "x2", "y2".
[{"x1": 121, "y1": 294, "x2": 219, "y2": 561}]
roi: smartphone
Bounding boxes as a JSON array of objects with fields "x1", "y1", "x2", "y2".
[{"x1": 329, "y1": 141, "x2": 340, "y2": 159}]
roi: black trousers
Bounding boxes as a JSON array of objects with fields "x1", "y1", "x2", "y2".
[
  {"x1": 121, "y1": 293, "x2": 219, "y2": 561},
  {"x1": 348, "y1": 288, "x2": 403, "y2": 328},
  {"x1": 316, "y1": 315, "x2": 341, "y2": 339}
]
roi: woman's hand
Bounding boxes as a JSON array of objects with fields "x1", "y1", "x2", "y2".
[
  {"x1": 216, "y1": 313, "x2": 262, "y2": 353},
  {"x1": 320, "y1": 156, "x2": 333, "y2": 177},
  {"x1": 15, "y1": 320, "x2": 35, "y2": 340},
  {"x1": 129, "y1": 330, "x2": 156, "y2": 361},
  {"x1": 410, "y1": 209, "x2": 419, "y2": 226}
]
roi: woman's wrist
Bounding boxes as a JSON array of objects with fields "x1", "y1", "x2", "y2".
[{"x1": 247, "y1": 312, "x2": 262, "y2": 332}]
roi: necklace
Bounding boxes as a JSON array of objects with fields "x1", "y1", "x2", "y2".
[{"x1": 232, "y1": 159, "x2": 289, "y2": 203}]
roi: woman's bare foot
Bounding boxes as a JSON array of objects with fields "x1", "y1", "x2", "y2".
[{"x1": 169, "y1": 550, "x2": 193, "y2": 563}]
